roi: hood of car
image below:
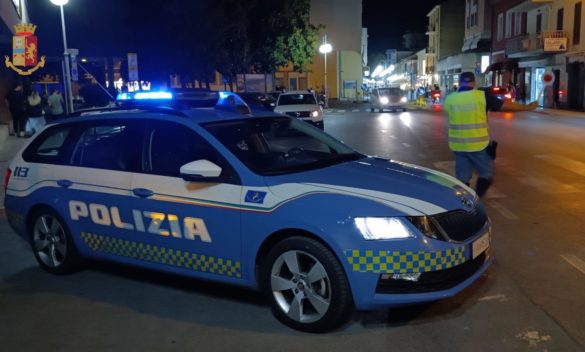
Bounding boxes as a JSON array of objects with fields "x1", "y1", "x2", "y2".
[
  {"x1": 274, "y1": 104, "x2": 319, "y2": 113},
  {"x1": 265, "y1": 157, "x2": 476, "y2": 216}
]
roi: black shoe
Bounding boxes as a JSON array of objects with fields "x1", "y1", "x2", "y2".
[{"x1": 475, "y1": 178, "x2": 492, "y2": 198}]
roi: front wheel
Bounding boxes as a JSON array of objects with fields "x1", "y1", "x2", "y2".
[
  {"x1": 261, "y1": 236, "x2": 353, "y2": 332},
  {"x1": 29, "y1": 207, "x2": 82, "y2": 275}
]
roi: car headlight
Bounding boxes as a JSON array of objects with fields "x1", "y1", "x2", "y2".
[
  {"x1": 354, "y1": 217, "x2": 414, "y2": 240},
  {"x1": 400, "y1": 97, "x2": 407, "y2": 103},
  {"x1": 311, "y1": 110, "x2": 319, "y2": 118},
  {"x1": 379, "y1": 96, "x2": 389, "y2": 105}
]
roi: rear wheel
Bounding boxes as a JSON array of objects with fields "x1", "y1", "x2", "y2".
[
  {"x1": 29, "y1": 207, "x2": 82, "y2": 275},
  {"x1": 261, "y1": 236, "x2": 353, "y2": 332},
  {"x1": 379, "y1": 109, "x2": 383, "y2": 113},
  {"x1": 370, "y1": 107, "x2": 374, "y2": 112}
]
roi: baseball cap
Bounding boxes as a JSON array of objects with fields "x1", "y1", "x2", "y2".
[{"x1": 460, "y1": 72, "x2": 476, "y2": 83}]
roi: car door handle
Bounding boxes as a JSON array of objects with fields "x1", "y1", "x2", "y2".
[
  {"x1": 132, "y1": 188, "x2": 154, "y2": 198},
  {"x1": 57, "y1": 179, "x2": 73, "y2": 188}
]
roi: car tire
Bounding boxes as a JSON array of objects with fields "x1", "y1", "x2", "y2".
[
  {"x1": 29, "y1": 207, "x2": 82, "y2": 275},
  {"x1": 379, "y1": 109, "x2": 383, "y2": 113},
  {"x1": 370, "y1": 108, "x2": 374, "y2": 113},
  {"x1": 260, "y1": 236, "x2": 353, "y2": 333},
  {"x1": 403, "y1": 108, "x2": 407, "y2": 112}
]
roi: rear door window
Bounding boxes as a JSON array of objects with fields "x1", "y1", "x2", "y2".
[
  {"x1": 70, "y1": 121, "x2": 144, "y2": 172},
  {"x1": 22, "y1": 125, "x2": 76, "y2": 164}
]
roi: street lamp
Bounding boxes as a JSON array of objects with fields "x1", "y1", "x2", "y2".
[
  {"x1": 50, "y1": 0, "x2": 74, "y2": 114},
  {"x1": 319, "y1": 34, "x2": 332, "y2": 107}
]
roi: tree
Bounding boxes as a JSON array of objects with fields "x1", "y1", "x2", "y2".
[{"x1": 248, "y1": 0, "x2": 323, "y2": 73}]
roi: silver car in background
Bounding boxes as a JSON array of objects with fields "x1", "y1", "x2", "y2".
[{"x1": 369, "y1": 87, "x2": 408, "y2": 112}]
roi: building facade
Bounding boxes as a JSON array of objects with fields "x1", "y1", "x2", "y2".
[
  {"x1": 1, "y1": 0, "x2": 25, "y2": 128},
  {"x1": 488, "y1": 0, "x2": 584, "y2": 109},
  {"x1": 461, "y1": 0, "x2": 493, "y2": 87},
  {"x1": 275, "y1": 0, "x2": 363, "y2": 100}
]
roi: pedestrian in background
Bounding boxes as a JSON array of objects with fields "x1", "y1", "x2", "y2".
[
  {"x1": 47, "y1": 89, "x2": 64, "y2": 121},
  {"x1": 444, "y1": 72, "x2": 537, "y2": 198},
  {"x1": 508, "y1": 80, "x2": 517, "y2": 101},
  {"x1": 26, "y1": 89, "x2": 45, "y2": 135},
  {"x1": 6, "y1": 82, "x2": 26, "y2": 137}
]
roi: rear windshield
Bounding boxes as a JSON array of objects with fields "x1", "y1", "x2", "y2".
[{"x1": 278, "y1": 93, "x2": 317, "y2": 106}]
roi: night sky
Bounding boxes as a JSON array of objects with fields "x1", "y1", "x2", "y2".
[
  {"x1": 363, "y1": 0, "x2": 445, "y2": 56},
  {"x1": 26, "y1": 0, "x2": 445, "y2": 73}
]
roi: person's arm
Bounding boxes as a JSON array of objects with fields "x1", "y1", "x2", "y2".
[
  {"x1": 500, "y1": 100, "x2": 538, "y2": 112},
  {"x1": 485, "y1": 90, "x2": 537, "y2": 112}
]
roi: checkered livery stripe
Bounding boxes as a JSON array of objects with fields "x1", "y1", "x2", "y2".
[
  {"x1": 344, "y1": 247, "x2": 466, "y2": 273},
  {"x1": 81, "y1": 232, "x2": 241, "y2": 278}
]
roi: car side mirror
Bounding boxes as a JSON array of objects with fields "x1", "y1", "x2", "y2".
[{"x1": 180, "y1": 160, "x2": 222, "y2": 181}]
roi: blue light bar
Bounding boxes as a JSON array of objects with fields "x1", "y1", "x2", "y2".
[
  {"x1": 134, "y1": 91, "x2": 173, "y2": 100},
  {"x1": 116, "y1": 91, "x2": 174, "y2": 101}
]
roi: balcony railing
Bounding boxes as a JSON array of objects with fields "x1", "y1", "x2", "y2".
[{"x1": 506, "y1": 30, "x2": 568, "y2": 56}]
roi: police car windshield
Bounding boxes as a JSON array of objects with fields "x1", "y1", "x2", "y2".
[
  {"x1": 203, "y1": 117, "x2": 363, "y2": 175},
  {"x1": 278, "y1": 93, "x2": 317, "y2": 105}
]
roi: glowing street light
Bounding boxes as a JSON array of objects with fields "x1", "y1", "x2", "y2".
[
  {"x1": 319, "y1": 34, "x2": 333, "y2": 107},
  {"x1": 50, "y1": 0, "x2": 74, "y2": 113}
]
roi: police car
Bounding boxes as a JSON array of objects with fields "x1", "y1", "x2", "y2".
[{"x1": 4, "y1": 91, "x2": 492, "y2": 332}]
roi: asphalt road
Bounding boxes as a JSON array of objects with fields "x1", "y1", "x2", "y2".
[{"x1": 1, "y1": 106, "x2": 584, "y2": 351}]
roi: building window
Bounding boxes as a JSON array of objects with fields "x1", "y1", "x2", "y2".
[
  {"x1": 557, "y1": 8, "x2": 564, "y2": 31},
  {"x1": 466, "y1": 0, "x2": 471, "y2": 29},
  {"x1": 514, "y1": 12, "x2": 522, "y2": 36},
  {"x1": 575, "y1": 2, "x2": 582, "y2": 44},
  {"x1": 497, "y1": 13, "x2": 504, "y2": 41},
  {"x1": 536, "y1": 13, "x2": 542, "y2": 33},
  {"x1": 505, "y1": 12, "x2": 512, "y2": 38}
]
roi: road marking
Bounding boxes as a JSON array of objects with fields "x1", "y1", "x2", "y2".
[
  {"x1": 515, "y1": 175, "x2": 582, "y2": 194},
  {"x1": 516, "y1": 331, "x2": 552, "y2": 346},
  {"x1": 389, "y1": 135, "x2": 396, "y2": 139},
  {"x1": 338, "y1": 109, "x2": 346, "y2": 113},
  {"x1": 487, "y1": 200, "x2": 518, "y2": 219},
  {"x1": 478, "y1": 294, "x2": 508, "y2": 302},
  {"x1": 352, "y1": 109, "x2": 359, "y2": 112},
  {"x1": 401, "y1": 143, "x2": 411, "y2": 148},
  {"x1": 561, "y1": 254, "x2": 585, "y2": 275},
  {"x1": 535, "y1": 154, "x2": 585, "y2": 178}
]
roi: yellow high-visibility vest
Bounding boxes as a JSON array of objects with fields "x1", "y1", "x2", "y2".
[{"x1": 444, "y1": 89, "x2": 489, "y2": 152}]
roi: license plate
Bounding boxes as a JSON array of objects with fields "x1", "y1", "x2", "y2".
[{"x1": 472, "y1": 231, "x2": 490, "y2": 259}]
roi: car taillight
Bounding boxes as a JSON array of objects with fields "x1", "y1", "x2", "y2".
[
  {"x1": 493, "y1": 87, "x2": 500, "y2": 92},
  {"x1": 433, "y1": 93, "x2": 440, "y2": 98},
  {"x1": 504, "y1": 93, "x2": 512, "y2": 99},
  {"x1": 4, "y1": 168, "x2": 11, "y2": 192}
]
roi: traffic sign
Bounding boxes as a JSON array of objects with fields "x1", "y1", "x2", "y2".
[{"x1": 542, "y1": 72, "x2": 555, "y2": 86}]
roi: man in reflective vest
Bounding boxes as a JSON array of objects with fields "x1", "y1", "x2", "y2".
[{"x1": 444, "y1": 72, "x2": 537, "y2": 197}]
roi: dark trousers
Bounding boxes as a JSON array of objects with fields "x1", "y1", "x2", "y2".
[{"x1": 12, "y1": 112, "x2": 26, "y2": 134}]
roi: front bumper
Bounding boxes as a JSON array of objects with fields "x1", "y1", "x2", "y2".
[{"x1": 342, "y1": 229, "x2": 492, "y2": 310}]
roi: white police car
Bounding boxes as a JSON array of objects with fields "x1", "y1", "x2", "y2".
[
  {"x1": 4, "y1": 91, "x2": 492, "y2": 332},
  {"x1": 273, "y1": 91, "x2": 324, "y2": 129}
]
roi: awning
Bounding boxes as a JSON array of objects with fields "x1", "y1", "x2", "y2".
[
  {"x1": 484, "y1": 59, "x2": 518, "y2": 73},
  {"x1": 468, "y1": 36, "x2": 482, "y2": 50},
  {"x1": 461, "y1": 38, "x2": 473, "y2": 52}
]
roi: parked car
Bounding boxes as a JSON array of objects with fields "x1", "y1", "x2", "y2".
[
  {"x1": 5, "y1": 91, "x2": 492, "y2": 333},
  {"x1": 274, "y1": 90, "x2": 324, "y2": 129},
  {"x1": 480, "y1": 86, "x2": 513, "y2": 102},
  {"x1": 369, "y1": 87, "x2": 408, "y2": 112},
  {"x1": 238, "y1": 92, "x2": 278, "y2": 111}
]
